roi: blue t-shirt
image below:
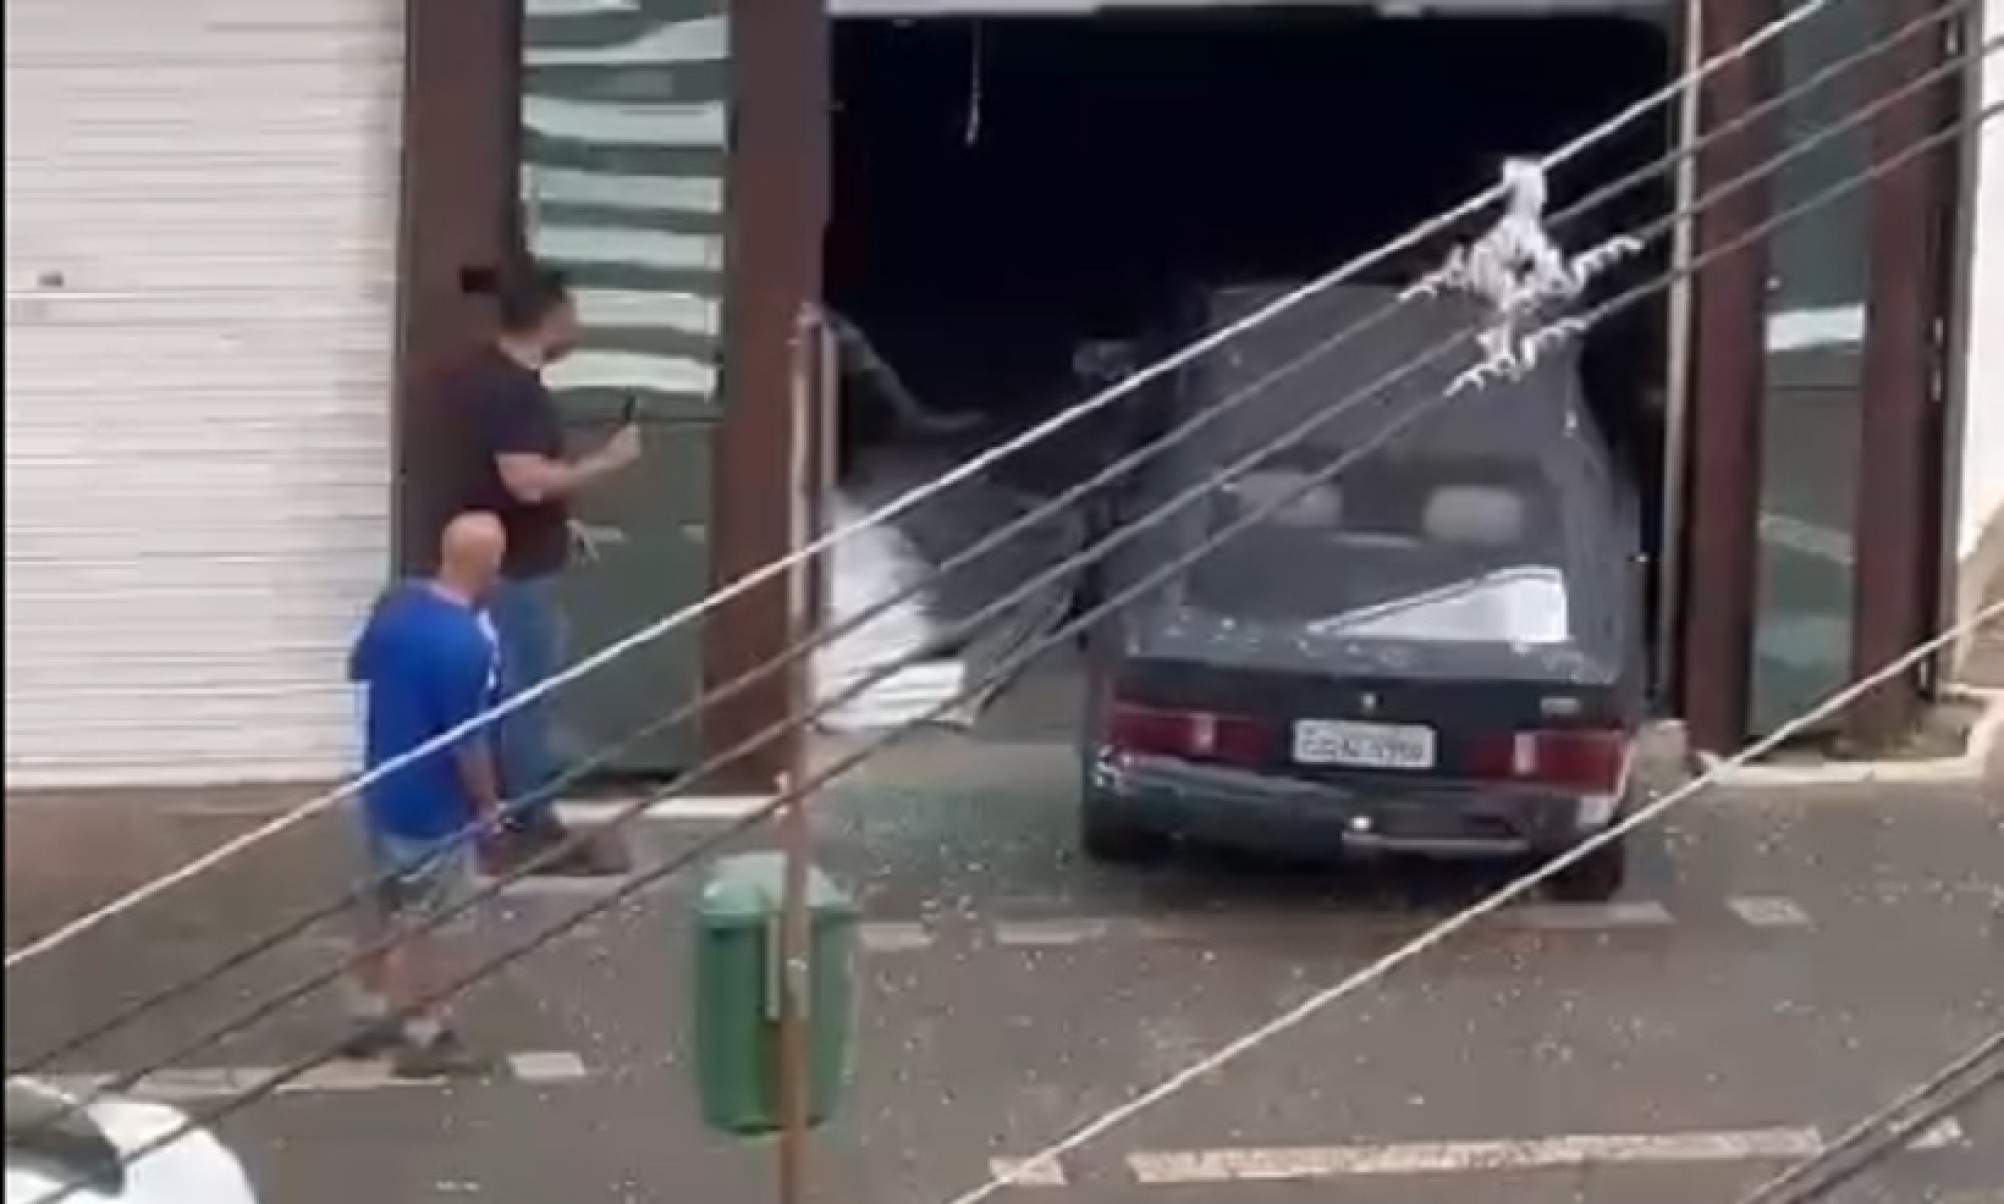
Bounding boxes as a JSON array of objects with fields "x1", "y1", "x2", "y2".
[{"x1": 348, "y1": 583, "x2": 499, "y2": 840}]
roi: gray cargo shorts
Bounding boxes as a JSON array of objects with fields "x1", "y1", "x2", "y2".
[{"x1": 353, "y1": 813, "x2": 480, "y2": 938}]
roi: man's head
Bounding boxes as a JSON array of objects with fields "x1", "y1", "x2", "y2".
[
  {"x1": 437, "y1": 511, "x2": 508, "y2": 602},
  {"x1": 494, "y1": 263, "x2": 579, "y2": 364}
]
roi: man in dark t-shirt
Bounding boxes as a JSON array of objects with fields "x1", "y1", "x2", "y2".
[{"x1": 444, "y1": 264, "x2": 640, "y2": 875}]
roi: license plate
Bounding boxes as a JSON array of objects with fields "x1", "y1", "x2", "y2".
[{"x1": 1292, "y1": 719, "x2": 1437, "y2": 770}]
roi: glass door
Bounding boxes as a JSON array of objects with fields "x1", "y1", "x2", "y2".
[
  {"x1": 1747, "y1": 0, "x2": 1876, "y2": 736},
  {"x1": 515, "y1": 0, "x2": 732, "y2": 778}
]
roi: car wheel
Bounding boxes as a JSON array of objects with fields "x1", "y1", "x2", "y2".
[
  {"x1": 1544, "y1": 837, "x2": 1627, "y2": 903},
  {"x1": 1081, "y1": 789, "x2": 1168, "y2": 865}
]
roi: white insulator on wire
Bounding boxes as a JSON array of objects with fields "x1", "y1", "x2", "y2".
[{"x1": 1405, "y1": 157, "x2": 1643, "y2": 393}]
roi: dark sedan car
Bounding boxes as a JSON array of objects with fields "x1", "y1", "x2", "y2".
[{"x1": 1076, "y1": 282, "x2": 1647, "y2": 901}]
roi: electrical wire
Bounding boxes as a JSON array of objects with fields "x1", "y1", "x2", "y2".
[
  {"x1": 946, "y1": 618, "x2": 2003, "y2": 1203},
  {"x1": 1732, "y1": 1030, "x2": 2004, "y2": 1204},
  {"x1": 0, "y1": 0, "x2": 1844, "y2": 973},
  {"x1": 939, "y1": 109, "x2": 2002, "y2": 1204},
  {"x1": 9, "y1": 0, "x2": 1970, "y2": 1084},
  {"x1": 19, "y1": 29, "x2": 1974, "y2": 1124},
  {"x1": 14, "y1": 9, "x2": 1981, "y2": 1101},
  {"x1": 16, "y1": 39, "x2": 1993, "y2": 1146},
  {"x1": 549, "y1": 0, "x2": 1979, "y2": 805},
  {"x1": 31, "y1": 93, "x2": 1997, "y2": 1204},
  {"x1": 1564, "y1": 0, "x2": 1966, "y2": 225}
]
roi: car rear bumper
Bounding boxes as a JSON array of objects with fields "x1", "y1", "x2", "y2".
[{"x1": 1087, "y1": 750, "x2": 1610, "y2": 858}]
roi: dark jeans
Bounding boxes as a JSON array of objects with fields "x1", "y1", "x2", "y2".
[{"x1": 489, "y1": 575, "x2": 564, "y2": 832}]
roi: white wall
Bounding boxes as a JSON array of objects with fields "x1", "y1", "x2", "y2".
[{"x1": 1956, "y1": 0, "x2": 2004, "y2": 575}]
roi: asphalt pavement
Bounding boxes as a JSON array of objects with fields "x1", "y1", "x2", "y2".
[{"x1": 5, "y1": 692, "x2": 2002, "y2": 1204}]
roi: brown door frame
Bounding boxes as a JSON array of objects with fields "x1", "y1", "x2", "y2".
[
  {"x1": 394, "y1": 0, "x2": 824, "y2": 790},
  {"x1": 1679, "y1": 0, "x2": 1964, "y2": 751},
  {"x1": 1846, "y1": 0, "x2": 1960, "y2": 744},
  {"x1": 390, "y1": 0, "x2": 516, "y2": 576},
  {"x1": 1935, "y1": 2, "x2": 1994, "y2": 678},
  {"x1": 706, "y1": 0, "x2": 830, "y2": 791},
  {"x1": 1680, "y1": 0, "x2": 1774, "y2": 753}
]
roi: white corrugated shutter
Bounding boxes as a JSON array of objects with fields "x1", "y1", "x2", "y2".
[{"x1": 4, "y1": 0, "x2": 404, "y2": 787}]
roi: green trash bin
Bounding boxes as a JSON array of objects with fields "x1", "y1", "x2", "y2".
[{"x1": 693, "y1": 852, "x2": 859, "y2": 1135}]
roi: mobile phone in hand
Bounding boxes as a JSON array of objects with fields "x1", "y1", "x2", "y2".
[{"x1": 621, "y1": 396, "x2": 639, "y2": 426}]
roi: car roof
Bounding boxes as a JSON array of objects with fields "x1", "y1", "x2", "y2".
[{"x1": 1188, "y1": 280, "x2": 1592, "y2": 459}]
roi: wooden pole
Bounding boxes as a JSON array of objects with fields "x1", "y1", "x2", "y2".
[{"x1": 775, "y1": 306, "x2": 821, "y2": 1204}]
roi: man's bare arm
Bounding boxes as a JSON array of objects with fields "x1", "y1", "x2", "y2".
[
  {"x1": 496, "y1": 425, "x2": 641, "y2": 504},
  {"x1": 455, "y1": 743, "x2": 504, "y2": 823}
]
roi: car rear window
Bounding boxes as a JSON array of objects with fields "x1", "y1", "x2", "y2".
[{"x1": 1183, "y1": 453, "x2": 1571, "y2": 635}]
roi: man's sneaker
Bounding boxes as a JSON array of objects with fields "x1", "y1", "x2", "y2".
[
  {"x1": 391, "y1": 1029, "x2": 496, "y2": 1080},
  {"x1": 499, "y1": 818, "x2": 629, "y2": 878},
  {"x1": 557, "y1": 831, "x2": 631, "y2": 877},
  {"x1": 336, "y1": 1018, "x2": 405, "y2": 1060}
]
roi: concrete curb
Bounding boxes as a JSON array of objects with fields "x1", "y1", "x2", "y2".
[{"x1": 1696, "y1": 685, "x2": 2003, "y2": 790}]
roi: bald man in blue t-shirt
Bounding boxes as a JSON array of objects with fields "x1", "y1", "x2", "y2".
[{"x1": 344, "y1": 512, "x2": 506, "y2": 1078}]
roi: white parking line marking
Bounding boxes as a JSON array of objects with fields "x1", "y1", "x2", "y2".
[
  {"x1": 1911, "y1": 1118, "x2": 1967, "y2": 1150},
  {"x1": 555, "y1": 795, "x2": 773, "y2": 824},
  {"x1": 994, "y1": 919, "x2": 1112, "y2": 948},
  {"x1": 46, "y1": 1051, "x2": 595, "y2": 1101},
  {"x1": 1128, "y1": 1129, "x2": 1825, "y2": 1183},
  {"x1": 1505, "y1": 901, "x2": 1675, "y2": 930},
  {"x1": 988, "y1": 1157, "x2": 1068, "y2": 1187},
  {"x1": 45, "y1": 1069, "x2": 236, "y2": 1103},
  {"x1": 1126, "y1": 1120, "x2": 1968, "y2": 1184},
  {"x1": 1727, "y1": 896, "x2": 1814, "y2": 928},
  {"x1": 161, "y1": 795, "x2": 773, "y2": 824},
  {"x1": 281, "y1": 1062, "x2": 435, "y2": 1095},
  {"x1": 476, "y1": 875, "x2": 635, "y2": 898},
  {"x1": 1133, "y1": 919, "x2": 1234, "y2": 944},
  {"x1": 859, "y1": 921, "x2": 934, "y2": 953},
  {"x1": 1129, "y1": 901, "x2": 1677, "y2": 944},
  {"x1": 508, "y1": 1051, "x2": 590, "y2": 1084}
]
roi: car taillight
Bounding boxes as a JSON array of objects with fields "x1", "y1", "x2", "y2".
[
  {"x1": 1469, "y1": 729, "x2": 1628, "y2": 793},
  {"x1": 1107, "y1": 703, "x2": 1271, "y2": 767}
]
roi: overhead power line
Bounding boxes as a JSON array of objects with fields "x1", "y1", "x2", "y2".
[
  {"x1": 9, "y1": 0, "x2": 1974, "y2": 1086},
  {"x1": 942, "y1": 622, "x2": 1998, "y2": 1204},
  {"x1": 31, "y1": 89, "x2": 1999, "y2": 1204},
  {"x1": 20, "y1": 12, "x2": 1993, "y2": 1137},
  {"x1": 938, "y1": 113, "x2": 2003, "y2": 1204},
  {"x1": 23, "y1": 26, "x2": 1986, "y2": 1119},
  {"x1": 0, "y1": 0, "x2": 1846, "y2": 973},
  {"x1": 1733, "y1": 1030, "x2": 2004, "y2": 1204}
]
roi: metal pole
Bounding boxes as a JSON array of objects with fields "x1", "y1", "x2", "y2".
[
  {"x1": 1658, "y1": 0, "x2": 1706, "y2": 700},
  {"x1": 775, "y1": 306, "x2": 821, "y2": 1204}
]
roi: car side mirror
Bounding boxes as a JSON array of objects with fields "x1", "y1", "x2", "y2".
[{"x1": 6, "y1": 1079, "x2": 126, "y2": 1196}]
